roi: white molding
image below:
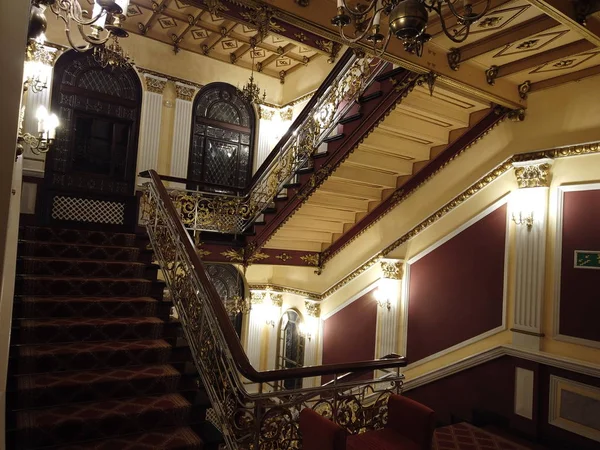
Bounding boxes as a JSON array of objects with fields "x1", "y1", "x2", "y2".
[
  {"x1": 552, "y1": 183, "x2": 600, "y2": 343},
  {"x1": 403, "y1": 197, "x2": 509, "y2": 366},
  {"x1": 554, "y1": 333, "x2": 600, "y2": 350},
  {"x1": 405, "y1": 325, "x2": 506, "y2": 370},
  {"x1": 321, "y1": 280, "x2": 379, "y2": 320},
  {"x1": 403, "y1": 346, "x2": 505, "y2": 391},
  {"x1": 403, "y1": 344, "x2": 600, "y2": 393},
  {"x1": 549, "y1": 375, "x2": 600, "y2": 443},
  {"x1": 407, "y1": 195, "x2": 509, "y2": 265}
]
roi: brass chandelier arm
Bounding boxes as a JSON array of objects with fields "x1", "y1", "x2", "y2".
[
  {"x1": 49, "y1": 0, "x2": 107, "y2": 27},
  {"x1": 439, "y1": 0, "x2": 491, "y2": 25}
]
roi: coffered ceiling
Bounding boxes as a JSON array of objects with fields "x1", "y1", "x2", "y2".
[{"x1": 114, "y1": 0, "x2": 342, "y2": 82}]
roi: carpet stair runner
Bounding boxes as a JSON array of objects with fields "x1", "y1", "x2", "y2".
[{"x1": 7, "y1": 226, "x2": 223, "y2": 449}]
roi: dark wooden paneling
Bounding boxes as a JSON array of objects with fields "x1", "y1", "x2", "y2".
[
  {"x1": 407, "y1": 204, "x2": 507, "y2": 363},
  {"x1": 559, "y1": 189, "x2": 600, "y2": 343},
  {"x1": 321, "y1": 288, "x2": 378, "y2": 384}
]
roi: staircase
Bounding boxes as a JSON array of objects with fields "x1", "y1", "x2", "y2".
[{"x1": 6, "y1": 226, "x2": 222, "y2": 449}]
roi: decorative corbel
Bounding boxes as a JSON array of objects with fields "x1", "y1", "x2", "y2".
[
  {"x1": 447, "y1": 48, "x2": 461, "y2": 71},
  {"x1": 485, "y1": 65, "x2": 499, "y2": 86},
  {"x1": 518, "y1": 80, "x2": 531, "y2": 100}
]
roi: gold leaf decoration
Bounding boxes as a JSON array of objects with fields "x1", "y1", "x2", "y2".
[
  {"x1": 276, "y1": 252, "x2": 293, "y2": 262},
  {"x1": 221, "y1": 248, "x2": 244, "y2": 263},
  {"x1": 300, "y1": 253, "x2": 319, "y2": 266}
]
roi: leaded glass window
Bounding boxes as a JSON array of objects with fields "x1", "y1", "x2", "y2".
[
  {"x1": 277, "y1": 309, "x2": 305, "y2": 390},
  {"x1": 188, "y1": 83, "x2": 255, "y2": 192}
]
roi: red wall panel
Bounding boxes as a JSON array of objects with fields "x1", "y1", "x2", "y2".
[
  {"x1": 322, "y1": 288, "x2": 378, "y2": 384},
  {"x1": 559, "y1": 189, "x2": 600, "y2": 342},
  {"x1": 407, "y1": 204, "x2": 507, "y2": 363}
]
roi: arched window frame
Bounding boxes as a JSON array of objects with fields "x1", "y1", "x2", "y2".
[
  {"x1": 187, "y1": 82, "x2": 257, "y2": 193},
  {"x1": 276, "y1": 308, "x2": 306, "y2": 390}
]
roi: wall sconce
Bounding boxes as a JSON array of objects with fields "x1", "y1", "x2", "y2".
[
  {"x1": 264, "y1": 293, "x2": 283, "y2": 328},
  {"x1": 511, "y1": 211, "x2": 534, "y2": 230},
  {"x1": 373, "y1": 287, "x2": 391, "y2": 312},
  {"x1": 17, "y1": 106, "x2": 59, "y2": 156},
  {"x1": 23, "y1": 39, "x2": 56, "y2": 94}
]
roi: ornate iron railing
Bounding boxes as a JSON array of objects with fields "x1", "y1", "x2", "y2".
[
  {"x1": 142, "y1": 51, "x2": 387, "y2": 236},
  {"x1": 141, "y1": 170, "x2": 406, "y2": 449}
]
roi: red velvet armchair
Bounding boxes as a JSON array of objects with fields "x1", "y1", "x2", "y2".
[{"x1": 299, "y1": 395, "x2": 435, "y2": 450}]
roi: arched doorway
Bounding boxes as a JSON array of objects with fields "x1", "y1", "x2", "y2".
[
  {"x1": 44, "y1": 50, "x2": 142, "y2": 229},
  {"x1": 205, "y1": 263, "x2": 245, "y2": 337},
  {"x1": 188, "y1": 83, "x2": 255, "y2": 193},
  {"x1": 277, "y1": 309, "x2": 306, "y2": 390}
]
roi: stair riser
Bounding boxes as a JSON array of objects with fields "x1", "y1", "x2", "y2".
[
  {"x1": 19, "y1": 242, "x2": 141, "y2": 262},
  {"x1": 18, "y1": 259, "x2": 146, "y2": 278},
  {"x1": 16, "y1": 278, "x2": 153, "y2": 297},
  {"x1": 18, "y1": 321, "x2": 165, "y2": 345},
  {"x1": 14, "y1": 373, "x2": 181, "y2": 409},
  {"x1": 16, "y1": 404, "x2": 192, "y2": 448},
  {"x1": 16, "y1": 300, "x2": 169, "y2": 319},
  {"x1": 13, "y1": 345, "x2": 173, "y2": 375}
]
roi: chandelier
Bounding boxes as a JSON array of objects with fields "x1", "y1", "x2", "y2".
[
  {"x1": 240, "y1": 40, "x2": 267, "y2": 105},
  {"x1": 93, "y1": 36, "x2": 133, "y2": 69},
  {"x1": 331, "y1": 0, "x2": 491, "y2": 57},
  {"x1": 30, "y1": 0, "x2": 131, "y2": 52}
]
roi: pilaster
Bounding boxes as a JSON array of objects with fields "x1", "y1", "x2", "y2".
[
  {"x1": 376, "y1": 260, "x2": 403, "y2": 360},
  {"x1": 303, "y1": 300, "x2": 321, "y2": 388},
  {"x1": 137, "y1": 74, "x2": 167, "y2": 184},
  {"x1": 170, "y1": 82, "x2": 197, "y2": 185},
  {"x1": 246, "y1": 291, "x2": 265, "y2": 371},
  {"x1": 266, "y1": 293, "x2": 283, "y2": 371},
  {"x1": 511, "y1": 158, "x2": 553, "y2": 350}
]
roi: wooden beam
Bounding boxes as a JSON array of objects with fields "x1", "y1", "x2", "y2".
[
  {"x1": 529, "y1": 64, "x2": 600, "y2": 91},
  {"x1": 525, "y1": 0, "x2": 600, "y2": 47},
  {"x1": 494, "y1": 39, "x2": 596, "y2": 79},
  {"x1": 456, "y1": 15, "x2": 559, "y2": 62}
]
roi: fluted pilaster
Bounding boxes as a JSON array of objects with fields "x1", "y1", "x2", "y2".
[
  {"x1": 511, "y1": 159, "x2": 553, "y2": 349},
  {"x1": 376, "y1": 260, "x2": 403, "y2": 361},
  {"x1": 137, "y1": 74, "x2": 166, "y2": 183},
  {"x1": 170, "y1": 82, "x2": 196, "y2": 185}
]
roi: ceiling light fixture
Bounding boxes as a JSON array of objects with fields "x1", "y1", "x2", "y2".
[
  {"x1": 240, "y1": 38, "x2": 267, "y2": 106},
  {"x1": 93, "y1": 36, "x2": 133, "y2": 70},
  {"x1": 331, "y1": 0, "x2": 491, "y2": 57},
  {"x1": 31, "y1": 0, "x2": 131, "y2": 52}
]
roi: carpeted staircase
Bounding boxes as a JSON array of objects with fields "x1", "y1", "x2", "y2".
[{"x1": 6, "y1": 226, "x2": 222, "y2": 449}]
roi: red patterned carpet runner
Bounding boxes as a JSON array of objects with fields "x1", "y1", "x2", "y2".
[
  {"x1": 7, "y1": 226, "x2": 219, "y2": 449},
  {"x1": 434, "y1": 423, "x2": 533, "y2": 450}
]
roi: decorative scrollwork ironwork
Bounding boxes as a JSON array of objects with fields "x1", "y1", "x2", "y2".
[{"x1": 142, "y1": 176, "x2": 404, "y2": 449}]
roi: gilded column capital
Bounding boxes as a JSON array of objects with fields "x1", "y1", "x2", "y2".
[
  {"x1": 305, "y1": 301, "x2": 321, "y2": 318},
  {"x1": 280, "y1": 108, "x2": 293, "y2": 122},
  {"x1": 259, "y1": 106, "x2": 275, "y2": 120},
  {"x1": 144, "y1": 74, "x2": 167, "y2": 94},
  {"x1": 250, "y1": 291, "x2": 265, "y2": 305},
  {"x1": 271, "y1": 293, "x2": 283, "y2": 307},
  {"x1": 175, "y1": 82, "x2": 196, "y2": 101},
  {"x1": 381, "y1": 260, "x2": 403, "y2": 280},
  {"x1": 512, "y1": 158, "x2": 553, "y2": 188}
]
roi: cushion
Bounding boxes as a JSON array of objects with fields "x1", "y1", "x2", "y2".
[{"x1": 299, "y1": 408, "x2": 347, "y2": 450}]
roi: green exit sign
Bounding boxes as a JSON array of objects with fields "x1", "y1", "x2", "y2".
[{"x1": 574, "y1": 251, "x2": 600, "y2": 269}]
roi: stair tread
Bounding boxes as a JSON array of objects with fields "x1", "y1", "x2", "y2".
[
  {"x1": 16, "y1": 393, "x2": 191, "y2": 429},
  {"x1": 19, "y1": 275, "x2": 152, "y2": 282},
  {"x1": 21, "y1": 296, "x2": 158, "y2": 303},
  {"x1": 22, "y1": 226, "x2": 136, "y2": 238},
  {"x1": 20, "y1": 316, "x2": 164, "y2": 328},
  {"x1": 17, "y1": 364, "x2": 180, "y2": 390},
  {"x1": 18, "y1": 339, "x2": 172, "y2": 357},
  {"x1": 20, "y1": 256, "x2": 146, "y2": 266},
  {"x1": 20, "y1": 240, "x2": 140, "y2": 250},
  {"x1": 55, "y1": 427, "x2": 203, "y2": 449}
]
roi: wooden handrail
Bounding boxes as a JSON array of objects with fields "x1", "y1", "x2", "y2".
[{"x1": 148, "y1": 169, "x2": 407, "y2": 383}]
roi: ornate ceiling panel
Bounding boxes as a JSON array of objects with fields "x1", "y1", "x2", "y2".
[{"x1": 117, "y1": 0, "x2": 342, "y2": 81}]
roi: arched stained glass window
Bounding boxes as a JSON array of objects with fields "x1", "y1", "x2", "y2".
[
  {"x1": 188, "y1": 83, "x2": 255, "y2": 192},
  {"x1": 277, "y1": 309, "x2": 305, "y2": 390}
]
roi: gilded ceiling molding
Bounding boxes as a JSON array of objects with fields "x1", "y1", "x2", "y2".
[
  {"x1": 144, "y1": 74, "x2": 168, "y2": 94},
  {"x1": 381, "y1": 260, "x2": 403, "y2": 280},
  {"x1": 137, "y1": 67, "x2": 203, "y2": 90},
  {"x1": 175, "y1": 82, "x2": 196, "y2": 102},
  {"x1": 512, "y1": 159, "x2": 553, "y2": 188},
  {"x1": 248, "y1": 284, "x2": 321, "y2": 301}
]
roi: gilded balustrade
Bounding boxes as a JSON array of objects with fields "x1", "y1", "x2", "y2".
[
  {"x1": 141, "y1": 173, "x2": 405, "y2": 449},
  {"x1": 152, "y1": 54, "x2": 382, "y2": 236}
]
